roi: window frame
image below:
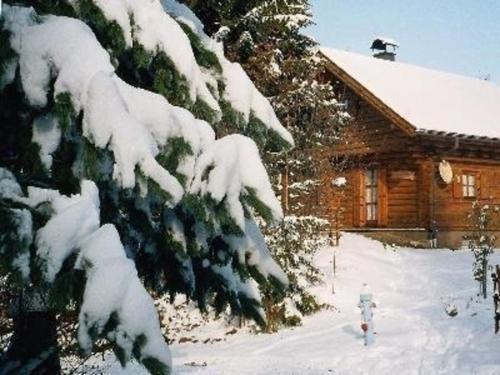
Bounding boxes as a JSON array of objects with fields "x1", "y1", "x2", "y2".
[{"x1": 461, "y1": 171, "x2": 479, "y2": 199}]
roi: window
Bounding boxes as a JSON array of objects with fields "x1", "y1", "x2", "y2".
[
  {"x1": 365, "y1": 169, "x2": 378, "y2": 222},
  {"x1": 462, "y1": 174, "x2": 476, "y2": 198}
]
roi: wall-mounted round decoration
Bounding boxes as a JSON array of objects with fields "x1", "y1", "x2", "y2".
[{"x1": 439, "y1": 160, "x2": 453, "y2": 184}]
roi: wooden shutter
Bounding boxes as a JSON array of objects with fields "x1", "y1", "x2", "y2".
[
  {"x1": 353, "y1": 170, "x2": 366, "y2": 227},
  {"x1": 452, "y1": 171, "x2": 462, "y2": 199},
  {"x1": 378, "y1": 168, "x2": 388, "y2": 227},
  {"x1": 479, "y1": 171, "x2": 489, "y2": 199}
]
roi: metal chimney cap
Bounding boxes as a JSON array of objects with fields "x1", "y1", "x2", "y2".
[{"x1": 371, "y1": 37, "x2": 399, "y2": 51}]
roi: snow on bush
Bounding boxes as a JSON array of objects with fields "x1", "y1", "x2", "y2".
[
  {"x1": 465, "y1": 200, "x2": 500, "y2": 299},
  {"x1": 261, "y1": 215, "x2": 330, "y2": 328}
]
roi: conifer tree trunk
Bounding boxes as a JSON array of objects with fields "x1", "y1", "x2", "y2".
[{"x1": 0, "y1": 290, "x2": 61, "y2": 375}]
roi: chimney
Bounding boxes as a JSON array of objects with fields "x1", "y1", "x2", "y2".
[{"x1": 370, "y1": 37, "x2": 398, "y2": 61}]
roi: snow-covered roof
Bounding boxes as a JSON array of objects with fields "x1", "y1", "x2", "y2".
[{"x1": 320, "y1": 48, "x2": 500, "y2": 140}]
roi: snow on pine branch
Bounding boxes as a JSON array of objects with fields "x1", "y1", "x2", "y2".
[
  {"x1": 3, "y1": 5, "x2": 217, "y2": 204},
  {"x1": 190, "y1": 135, "x2": 283, "y2": 229},
  {"x1": 65, "y1": 0, "x2": 293, "y2": 147},
  {"x1": 0, "y1": 168, "x2": 32, "y2": 281},
  {"x1": 35, "y1": 180, "x2": 100, "y2": 283},
  {"x1": 3, "y1": 1, "x2": 286, "y2": 271},
  {"x1": 76, "y1": 224, "x2": 171, "y2": 371},
  {"x1": 162, "y1": 0, "x2": 294, "y2": 147},
  {"x1": 189, "y1": 136, "x2": 288, "y2": 311},
  {"x1": 0, "y1": 171, "x2": 172, "y2": 372},
  {"x1": 113, "y1": 77, "x2": 215, "y2": 185},
  {"x1": 227, "y1": 218, "x2": 288, "y2": 287},
  {"x1": 3, "y1": 2, "x2": 291, "y2": 206},
  {"x1": 31, "y1": 114, "x2": 62, "y2": 171},
  {"x1": 86, "y1": 0, "x2": 220, "y2": 112}
]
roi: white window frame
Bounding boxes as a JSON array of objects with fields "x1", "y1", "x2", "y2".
[{"x1": 461, "y1": 174, "x2": 476, "y2": 198}]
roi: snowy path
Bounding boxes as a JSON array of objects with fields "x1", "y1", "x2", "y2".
[{"x1": 108, "y1": 234, "x2": 500, "y2": 374}]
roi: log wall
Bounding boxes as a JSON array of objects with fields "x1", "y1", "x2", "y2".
[
  {"x1": 301, "y1": 66, "x2": 500, "y2": 234},
  {"x1": 432, "y1": 159, "x2": 500, "y2": 230}
]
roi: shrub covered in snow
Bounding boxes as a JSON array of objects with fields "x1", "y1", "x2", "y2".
[
  {"x1": 261, "y1": 216, "x2": 329, "y2": 329},
  {"x1": 464, "y1": 200, "x2": 500, "y2": 299},
  {"x1": 0, "y1": 1, "x2": 293, "y2": 373}
]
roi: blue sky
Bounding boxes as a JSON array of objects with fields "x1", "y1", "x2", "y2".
[{"x1": 308, "y1": 1, "x2": 500, "y2": 83}]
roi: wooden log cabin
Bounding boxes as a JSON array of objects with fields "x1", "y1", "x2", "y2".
[{"x1": 315, "y1": 48, "x2": 500, "y2": 248}]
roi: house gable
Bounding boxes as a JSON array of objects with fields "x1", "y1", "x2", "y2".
[
  {"x1": 321, "y1": 64, "x2": 418, "y2": 161},
  {"x1": 321, "y1": 52, "x2": 416, "y2": 138}
]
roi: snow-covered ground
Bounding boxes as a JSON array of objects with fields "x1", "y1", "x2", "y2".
[{"x1": 99, "y1": 233, "x2": 500, "y2": 374}]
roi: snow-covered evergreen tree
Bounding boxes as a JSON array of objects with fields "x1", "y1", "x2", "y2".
[
  {"x1": 184, "y1": 0, "x2": 347, "y2": 325},
  {"x1": 261, "y1": 216, "x2": 329, "y2": 329},
  {"x1": 186, "y1": 0, "x2": 349, "y2": 189},
  {"x1": 0, "y1": 1, "x2": 293, "y2": 373}
]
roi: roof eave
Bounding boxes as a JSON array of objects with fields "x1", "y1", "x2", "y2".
[{"x1": 416, "y1": 129, "x2": 500, "y2": 144}]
